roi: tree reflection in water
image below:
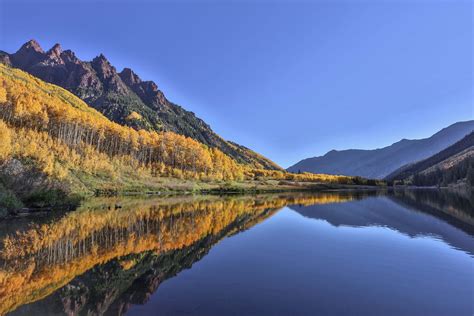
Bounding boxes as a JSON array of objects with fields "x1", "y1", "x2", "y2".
[{"x1": 0, "y1": 190, "x2": 472, "y2": 315}]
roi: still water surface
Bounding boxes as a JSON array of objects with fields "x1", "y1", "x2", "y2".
[{"x1": 1, "y1": 190, "x2": 473, "y2": 315}]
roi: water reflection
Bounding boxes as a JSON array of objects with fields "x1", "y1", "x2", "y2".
[
  {"x1": 1, "y1": 190, "x2": 472, "y2": 315},
  {"x1": 290, "y1": 190, "x2": 474, "y2": 256},
  {"x1": 391, "y1": 188, "x2": 474, "y2": 232}
]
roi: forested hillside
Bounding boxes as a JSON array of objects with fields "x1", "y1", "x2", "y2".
[
  {"x1": 1, "y1": 40, "x2": 281, "y2": 170},
  {"x1": 0, "y1": 64, "x2": 366, "y2": 215},
  {"x1": 0, "y1": 64, "x2": 247, "y2": 175},
  {"x1": 387, "y1": 132, "x2": 474, "y2": 186}
]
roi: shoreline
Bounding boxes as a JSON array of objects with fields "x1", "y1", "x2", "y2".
[
  {"x1": 3, "y1": 181, "x2": 471, "y2": 220},
  {"x1": 4, "y1": 183, "x2": 387, "y2": 219}
]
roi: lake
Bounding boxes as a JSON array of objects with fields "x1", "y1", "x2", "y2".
[{"x1": 1, "y1": 189, "x2": 473, "y2": 315}]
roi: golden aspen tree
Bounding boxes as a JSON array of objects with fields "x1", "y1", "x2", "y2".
[{"x1": 0, "y1": 120, "x2": 11, "y2": 160}]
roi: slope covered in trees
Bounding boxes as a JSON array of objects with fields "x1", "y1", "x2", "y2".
[
  {"x1": 0, "y1": 64, "x2": 366, "y2": 214},
  {"x1": 1, "y1": 40, "x2": 281, "y2": 170},
  {"x1": 0, "y1": 64, "x2": 244, "y2": 179},
  {"x1": 386, "y1": 132, "x2": 474, "y2": 186}
]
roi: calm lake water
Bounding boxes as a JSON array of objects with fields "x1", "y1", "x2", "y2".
[{"x1": 1, "y1": 189, "x2": 473, "y2": 315}]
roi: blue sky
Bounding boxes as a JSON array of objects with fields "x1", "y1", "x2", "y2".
[{"x1": 1, "y1": 0, "x2": 472, "y2": 167}]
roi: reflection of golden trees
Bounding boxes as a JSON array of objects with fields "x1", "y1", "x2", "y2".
[{"x1": 0, "y1": 193, "x2": 356, "y2": 314}]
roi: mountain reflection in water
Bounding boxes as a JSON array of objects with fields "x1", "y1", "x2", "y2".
[{"x1": 0, "y1": 190, "x2": 472, "y2": 316}]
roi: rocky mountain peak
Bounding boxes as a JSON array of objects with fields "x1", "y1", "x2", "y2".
[
  {"x1": 93, "y1": 53, "x2": 108, "y2": 63},
  {"x1": 47, "y1": 43, "x2": 62, "y2": 58},
  {"x1": 60, "y1": 49, "x2": 80, "y2": 63},
  {"x1": 11, "y1": 39, "x2": 46, "y2": 68},
  {"x1": 143, "y1": 80, "x2": 159, "y2": 92},
  {"x1": 91, "y1": 53, "x2": 116, "y2": 79},
  {"x1": 20, "y1": 39, "x2": 44, "y2": 54},
  {"x1": 90, "y1": 53, "x2": 130, "y2": 94},
  {"x1": 42, "y1": 43, "x2": 65, "y2": 66},
  {"x1": 119, "y1": 67, "x2": 142, "y2": 85}
]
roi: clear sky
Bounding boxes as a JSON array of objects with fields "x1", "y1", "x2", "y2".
[{"x1": 1, "y1": 0, "x2": 472, "y2": 167}]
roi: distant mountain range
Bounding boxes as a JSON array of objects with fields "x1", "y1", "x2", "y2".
[
  {"x1": 0, "y1": 40, "x2": 280, "y2": 170},
  {"x1": 288, "y1": 120, "x2": 474, "y2": 179}
]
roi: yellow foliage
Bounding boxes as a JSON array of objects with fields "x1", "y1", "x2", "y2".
[
  {"x1": 125, "y1": 111, "x2": 143, "y2": 121},
  {"x1": 0, "y1": 64, "x2": 245, "y2": 181},
  {"x1": 0, "y1": 84, "x2": 7, "y2": 103},
  {"x1": 0, "y1": 193, "x2": 358, "y2": 314},
  {"x1": 0, "y1": 63, "x2": 358, "y2": 185},
  {"x1": 0, "y1": 120, "x2": 11, "y2": 160}
]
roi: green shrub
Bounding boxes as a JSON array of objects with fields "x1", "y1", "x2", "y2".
[{"x1": 0, "y1": 184, "x2": 23, "y2": 217}]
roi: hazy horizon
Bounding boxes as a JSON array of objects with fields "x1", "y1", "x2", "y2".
[{"x1": 1, "y1": 0, "x2": 472, "y2": 167}]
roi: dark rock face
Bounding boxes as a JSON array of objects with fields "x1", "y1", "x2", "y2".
[
  {"x1": 2, "y1": 40, "x2": 281, "y2": 170},
  {"x1": 119, "y1": 68, "x2": 165, "y2": 109},
  {"x1": 0, "y1": 51, "x2": 11, "y2": 67},
  {"x1": 9, "y1": 40, "x2": 45, "y2": 68},
  {"x1": 90, "y1": 54, "x2": 127, "y2": 94}
]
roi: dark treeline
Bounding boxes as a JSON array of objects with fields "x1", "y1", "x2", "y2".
[
  {"x1": 388, "y1": 131, "x2": 474, "y2": 183},
  {"x1": 407, "y1": 156, "x2": 474, "y2": 187}
]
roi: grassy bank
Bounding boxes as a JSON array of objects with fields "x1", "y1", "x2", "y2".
[{"x1": 0, "y1": 162, "x2": 386, "y2": 219}]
